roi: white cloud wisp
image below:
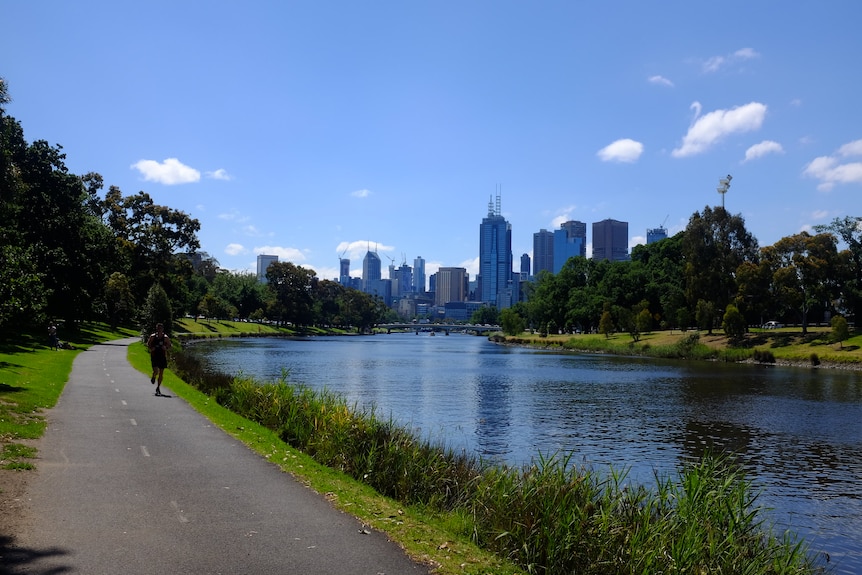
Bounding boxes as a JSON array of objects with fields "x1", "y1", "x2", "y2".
[
  {"x1": 131, "y1": 158, "x2": 200, "y2": 185},
  {"x1": 672, "y1": 102, "x2": 767, "y2": 158}
]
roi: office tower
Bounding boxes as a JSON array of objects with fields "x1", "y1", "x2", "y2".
[
  {"x1": 256, "y1": 254, "x2": 278, "y2": 283},
  {"x1": 553, "y1": 220, "x2": 587, "y2": 273},
  {"x1": 362, "y1": 249, "x2": 381, "y2": 292},
  {"x1": 520, "y1": 253, "x2": 531, "y2": 276},
  {"x1": 435, "y1": 267, "x2": 467, "y2": 306},
  {"x1": 647, "y1": 226, "x2": 668, "y2": 244},
  {"x1": 413, "y1": 256, "x2": 426, "y2": 293},
  {"x1": 479, "y1": 194, "x2": 513, "y2": 308},
  {"x1": 533, "y1": 229, "x2": 554, "y2": 275},
  {"x1": 339, "y1": 257, "x2": 350, "y2": 285},
  {"x1": 592, "y1": 218, "x2": 629, "y2": 261},
  {"x1": 395, "y1": 263, "x2": 413, "y2": 298}
]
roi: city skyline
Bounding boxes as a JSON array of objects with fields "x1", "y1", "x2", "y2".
[{"x1": 3, "y1": 1, "x2": 861, "y2": 285}]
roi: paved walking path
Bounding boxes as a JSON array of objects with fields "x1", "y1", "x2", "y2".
[{"x1": 8, "y1": 338, "x2": 430, "y2": 574}]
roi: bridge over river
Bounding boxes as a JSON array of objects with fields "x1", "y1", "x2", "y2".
[{"x1": 379, "y1": 323, "x2": 501, "y2": 335}]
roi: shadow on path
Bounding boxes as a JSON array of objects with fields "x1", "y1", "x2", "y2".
[{"x1": 0, "y1": 535, "x2": 72, "y2": 574}]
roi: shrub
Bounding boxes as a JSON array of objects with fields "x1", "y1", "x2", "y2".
[
  {"x1": 809, "y1": 353, "x2": 820, "y2": 366},
  {"x1": 753, "y1": 349, "x2": 776, "y2": 363}
]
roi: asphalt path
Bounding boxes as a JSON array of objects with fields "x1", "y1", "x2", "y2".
[{"x1": 7, "y1": 338, "x2": 431, "y2": 574}]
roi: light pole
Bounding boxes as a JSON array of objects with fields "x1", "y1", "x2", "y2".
[{"x1": 717, "y1": 174, "x2": 732, "y2": 209}]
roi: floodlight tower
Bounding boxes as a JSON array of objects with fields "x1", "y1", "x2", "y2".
[{"x1": 717, "y1": 174, "x2": 732, "y2": 209}]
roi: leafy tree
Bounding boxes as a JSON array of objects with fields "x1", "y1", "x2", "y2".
[
  {"x1": 470, "y1": 305, "x2": 500, "y2": 325},
  {"x1": 500, "y1": 307, "x2": 525, "y2": 336},
  {"x1": 103, "y1": 186, "x2": 201, "y2": 308},
  {"x1": 266, "y1": 262, "x2": 317, "y2": 327},
  {"x1": 599, "y1": 309, "x2": 614, "y2": 339},
  {"x1": 695, "y1": 299, "x2": 716, "y2": 334},
  {"x1": 104, "y1": 272, "x2": 135, "y2": 329},
  {"x1": 831, "y1": 315, "x2": 849, "y2": 349},
  {"x1": 762, "y1": 232, "x2": 840, "y2": 334},
  {"x1": 683, "y1": 206, "x2": 759, "y2": 321},
  {"x1": 722, "y1": 303, "x2": 746, "y2": 343},
  {"x1": 140, "y1": 283, "x2": 173, "y2": 337},
  {"x1": 636, "y1": 307, "x2": 653, "y2": 336},
  {"x1": 815, "y1": 216, "x2": 862, "y2": 321}
]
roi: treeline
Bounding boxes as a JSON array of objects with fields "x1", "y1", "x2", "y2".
[
  {"x1": 501, "y1": 206, "x2": 860, "y2": 339},
  {"x1": 0, "y1": 79, "x2": 388, "y2": 336}
]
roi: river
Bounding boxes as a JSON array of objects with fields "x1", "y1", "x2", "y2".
[{"x1": 190, "y1": 332, "x2": 862, "y2": 573}]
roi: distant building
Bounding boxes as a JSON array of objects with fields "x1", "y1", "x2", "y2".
[
  {"x1": 362, "y1": 249, "x2": 381, "y2": 293},
  {"x1": 646, "y1": 226, "x2": 668, "y2": 244},
  {"x1": 256, "y1": 254, "x2": 279, "y2": 283},
  {"x1": 413, "y1": 256, "x2": 426, "y2": 293},
  {"x1": 479, "y1": 194, "x2": 513, "y2": 308},
  {"x1": 339, "y1": 257, "x2": 351, "y2": 285},
  {"x1": 592, "y1": 219, "x2": 629, "y2": 261},
  {"x1": 435, "y1": 267, "x2": 467, "y2": 306},
  {"x1": 532, "y1": 229, "x2": 554, "y2": 276},
  {"x1": 553, "y1": 220, "x2": 587, "y2": 272}
]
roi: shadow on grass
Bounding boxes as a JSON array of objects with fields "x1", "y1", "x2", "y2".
[
  {"x1": 0, "y1": 383, "x2": 25, "y2": 393},
  {"x1": 0, "y1": 535, "x2": 71, "y2": 574}
]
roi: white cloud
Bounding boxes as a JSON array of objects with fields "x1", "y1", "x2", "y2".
[
  {"x1": 206, "y1": 168, "x2": 231, "y2": 181},
  {"x1": 811, "y1": 210, "x2": 829, "y2": 220},
  {"x1": 838, "y1": 139, "x2": 862, "y2": 157},
  {"x1": 459, "y1": 256, "x2": 480, "y2": 278},
  {"x1": 648, "y1": 75, "x2": 674, "y2": 87},
  {"x1": 131, "y1": 158, "x2": 200, "y2": 185},
  {"x1": 702, "y1": 47, "x2": 760, "y2": 73},
  {"x1": 551, "y1": 205, "x2": 579, "y2": 228},
  {"x1": 630, "y1": 235, "x2": 646, "y2": 248},
  {"x1": 334, "y1": 240, "x2": 395, "y2": 262},
  {"x1": 734, "y1": 47, "x2": 760, "y2": 60},
  {"x1": 253, "y1": 245, "x2": 307, "y2": 263},
  {"x1": 672, "y1": 101, "x2": 767, "y2": 158},
  {"x1": 225, "y1": 243, "x2": 246, "y2": 256},
  {"x1": 351, "y1": 188, "x2": 371, "y2": 198},
  {"x1": 597, "y1": 138, "x2": 644, "y2": 163},
  {"x1": 803, "y1": 140, "x2": 862, "y2": 191},
  {"x1": 744, "y1": 140, "x2": 784, "y2": 162},
  {"x1": 218, "y1": 210, "x2": 250, "y2": 223}
]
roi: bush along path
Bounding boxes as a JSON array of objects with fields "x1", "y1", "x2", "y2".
[{"x1": 169, "y1": 346, "x2": 827, "y2": 575}]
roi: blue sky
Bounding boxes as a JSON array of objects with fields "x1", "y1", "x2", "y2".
[{"x1": 4, "y1": 1, "x2": 861, "y2": 285}]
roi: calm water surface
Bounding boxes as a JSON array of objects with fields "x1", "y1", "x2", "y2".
[{"x1": 192, "y1": 333, "x2": 862, "y2": 573}]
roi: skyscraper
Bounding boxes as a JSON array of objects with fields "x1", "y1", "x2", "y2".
[
  {"x1": 592, "y1": 219, "x2": 629, "y2": 261},
  {"x1": 646, "y1": 226, "x2": 668, "y2": 244},
  {"x1": 413, "y1": 256, "x2": 426, "y2": 293},
  {"x1": 479, "y1": 194, "x2": 513, "y2": 308},
  {"x1": 362, "y1": 249, "x2": 381, "y2": 292},
  {"x1": 533, "y1": 229, "x2": 554, "y2": 276},
  {"x1": 339, "y1": 257, "x2": 350, "y2": 285},
  {"x1": 256, "y1": 254, "x2": 278, "y2": 283},
  {"x1": 435, "y1": 267, "x2": 467, "y2": 306},
  {"x1": 520, "y1": 253, "x2": 531, "y2": 276},
  {"x1": 553, "y1": 220, "x2": 587, "y2": 272}
]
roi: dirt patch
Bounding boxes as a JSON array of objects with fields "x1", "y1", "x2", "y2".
[{"x1": 0, "y1": 467, "x2": 33, "y2": 539}]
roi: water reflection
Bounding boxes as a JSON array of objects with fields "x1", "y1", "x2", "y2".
[{"x1": 191, "y1": 333, "x2": 862, "y2": 574}]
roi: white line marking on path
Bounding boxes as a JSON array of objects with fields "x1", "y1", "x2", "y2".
[
  {"x1": 130, "y1": 419, "x2": 137, "y2": 426},
  {"x1": 141, "y1": 446, "x2": 150, "y2": 457}
]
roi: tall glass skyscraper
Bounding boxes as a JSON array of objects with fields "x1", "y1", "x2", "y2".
[
  {"x1": 362, "y1": 249, "x2": 381, "y2": 291},
  {"x1": 553, "y1": 220, "x2": 587, "y2": 272},
  {"x1": 413, "y1": 256, "x2": 426, "y2": 293},
  {"x1": 479, "y1": 195, "x2": 513, "y2": 308}
]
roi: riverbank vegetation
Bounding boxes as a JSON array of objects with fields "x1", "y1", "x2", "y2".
[
  {"x1": 163, "y1": 346, "x2": 825, "y2": 574},
  {"x1": 495, "y1": 326, "x2": 862, "y2": 368}
]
